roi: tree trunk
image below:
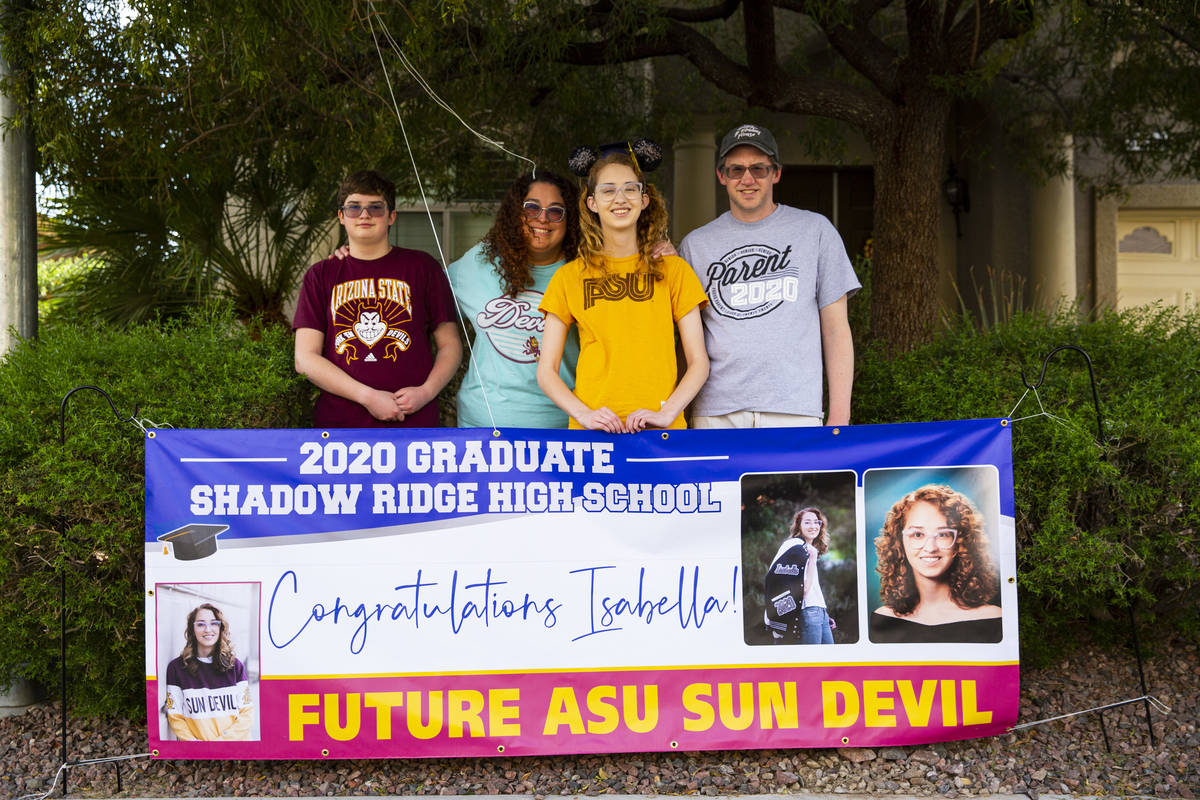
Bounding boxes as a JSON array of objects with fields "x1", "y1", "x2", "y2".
[
  {"x1": 0, "y1": 0, "x2": 38, "y2": 354},
  {"x1": 868, "y1": 91, "x2": 952, "y2": 354}
]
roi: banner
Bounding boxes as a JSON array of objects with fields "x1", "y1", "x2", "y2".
[{"x1": 144, "y1": 419, "x2": 1018, "y2": 759}]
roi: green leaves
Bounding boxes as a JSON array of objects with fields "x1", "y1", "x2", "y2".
[
  {"x1": 855, "y1": 305, "x2": 1200, "y2": 660},
  {"x1": 0, "y1": 308, "x2": 310, "y2": 715}
]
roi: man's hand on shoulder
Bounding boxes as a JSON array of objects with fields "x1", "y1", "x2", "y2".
[{"x1": 650, "y1": 239, "x2": 677, "y2": 259}]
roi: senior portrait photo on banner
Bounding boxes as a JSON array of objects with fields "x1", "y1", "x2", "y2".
[
  {"x1": 154, "y1": 582, "x2": 262, "y2": 742},
  {"x1": 864, "y1": 467, "x2": 1004, "y2": 644},
  {"x1": 740, "y1": 471, "x2": 858, "y2": 646}
]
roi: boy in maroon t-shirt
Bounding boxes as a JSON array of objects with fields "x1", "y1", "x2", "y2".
[{"x1": 293, "y1": 170, "x2": 461, "y2": 428}]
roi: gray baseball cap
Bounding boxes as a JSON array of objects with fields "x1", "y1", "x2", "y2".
[{"x1": 718, "y1": 123, "x2": 779, "y2": 161}]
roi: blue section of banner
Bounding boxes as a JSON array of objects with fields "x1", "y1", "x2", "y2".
[{"x1": 144, "y1": 419, "x2": 1012, "y2": 543}]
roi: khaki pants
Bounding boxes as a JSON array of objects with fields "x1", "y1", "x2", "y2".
[{"x1": 692, "y1": 410, "x2": 823, "y2": 428}]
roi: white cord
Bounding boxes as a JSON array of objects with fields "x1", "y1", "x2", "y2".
[
  {"x1": 1008, "y1": 694, "x2": 1170, "y2": 732},
  {"x1": 129, "y1": 416, "x2": 174, "y2": 435},
  {"x1": 1006, "y1": 387, "x2": 1098, "y2": 445},
  {"x1": 366, "y1": 1, "x2": 536, "y2": 176},
  {"x1": 362, "y1": 3, "x2": 515, "y2": 433},
  {"x1": 15, "y1": 753, "x2": 153, "y2": 800}
]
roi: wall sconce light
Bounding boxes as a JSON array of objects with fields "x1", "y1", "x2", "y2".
[{"x1": 942, "y1": 162, "x2": 970, "y2": 238}]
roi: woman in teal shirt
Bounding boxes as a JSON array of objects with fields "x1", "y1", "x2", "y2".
[{"x1": 447, "y1": 170, "x2": 582, "y2": 428}]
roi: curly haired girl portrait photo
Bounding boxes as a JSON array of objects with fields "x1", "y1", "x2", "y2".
[{"x1": 865, "y1": 469, "x2": 1003, "y2": 644}]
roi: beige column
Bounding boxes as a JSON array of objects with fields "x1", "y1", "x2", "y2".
[
  {"x1": 671, "y1": 126, "x2": 717, "y2": 243},
  {"x1": 1030, "y1": 136, "x2": 1077, "y2": 311}
]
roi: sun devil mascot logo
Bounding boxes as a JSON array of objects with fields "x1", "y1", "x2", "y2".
[{"x1": 329, "y1": 278, "x2": 414, "y2": 362}]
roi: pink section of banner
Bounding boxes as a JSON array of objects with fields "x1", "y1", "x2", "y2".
[{"x1": 148, "y1": 662, "x2": 1019, "y2": 759}]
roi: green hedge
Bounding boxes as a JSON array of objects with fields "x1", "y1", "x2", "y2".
[
  {"x1": 0, "y1": 308, "x2": 310, "y2": 716},
  {"x1": 1, "y1": 304, "x2": 1197, "y2": 717},
  {"x1": 854, "y1": 306, "x2": 1200, "y2": 658}
]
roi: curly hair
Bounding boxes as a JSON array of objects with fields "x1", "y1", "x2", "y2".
[
  {"x1": 790, "y1": 506, "x2": 830, "y2": 555},
  {"x1": 178, "y1": 603, "x2": 238, "y2": 675},
  {"x1": 874, "y1": 484, "x2": 999, "y2": 616},
  {"x1": 481, "y1": 170, "x2": 580, "y2": 298},
  {"x1": 576, "y1": 151, "x2": 668, "y2": 279}
]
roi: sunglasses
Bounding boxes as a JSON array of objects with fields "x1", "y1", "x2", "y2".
[
  {"x1": 721, "y1": 163, "x2": 773, "y2": 180},
  {"x1": 340, "y1": 202, "x2": 390, "y2": 218},
  {"x1": 522, "y1": 201, "x2": 567, "y2": 223}
]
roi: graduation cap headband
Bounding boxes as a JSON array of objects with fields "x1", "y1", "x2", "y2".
[{"x1": 568, "y1": 139, "x2": 664, "y2": 178}]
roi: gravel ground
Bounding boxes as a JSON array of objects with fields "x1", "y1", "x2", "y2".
[{"x1": 1, "y1": 636, "x2": 1195, "y2": 799}]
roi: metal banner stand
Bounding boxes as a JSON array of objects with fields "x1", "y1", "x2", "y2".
[
  {"x1": 1010, "y1": 345, "x2": 1157, "y2": 750},
  {"x1": 56, "y1": 385, "x2": 154, "y2": 795}
]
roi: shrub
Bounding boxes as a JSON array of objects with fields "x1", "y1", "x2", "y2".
[
  {"x1": 854, "y1": 305, "x2": 1200, "y2": 659},
  {"x1": 0, "y1": 307, "x2": 310, "y2": 716}
]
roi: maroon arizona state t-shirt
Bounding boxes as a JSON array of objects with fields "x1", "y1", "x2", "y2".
[{"x1": 292, "y1": 247, "x2": 455, "y2": 428}]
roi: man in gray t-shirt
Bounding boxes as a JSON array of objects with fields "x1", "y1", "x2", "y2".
[{"x1": 679, "y1": 123, "x2": 860, "y2": 427}]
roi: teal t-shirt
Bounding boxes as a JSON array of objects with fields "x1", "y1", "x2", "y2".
[{"x1": 446, "y1": 243, "x2": 579, "y2": 428}]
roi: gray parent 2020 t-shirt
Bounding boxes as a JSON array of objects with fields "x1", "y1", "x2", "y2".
[{"x1": 679, "y1": 204, "x2": 861, "y2": 419}]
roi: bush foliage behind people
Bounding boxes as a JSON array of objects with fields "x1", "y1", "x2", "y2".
[{"x1": 0, "y1": 307, "x2": 309, "y2": 716}]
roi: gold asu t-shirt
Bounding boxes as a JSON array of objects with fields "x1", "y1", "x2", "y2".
[{"x1": 540, "y1": 254, "x2": 707, "y2": 429}]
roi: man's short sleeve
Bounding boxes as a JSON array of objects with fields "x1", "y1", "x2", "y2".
[
  {"x1": 816, "y1": 217, "x2": 861, "y2": 309},
  {"x1": 421, "y1": 254, "x2": 458, "y2": 332},
  {"x1": 292, "y1": 263, "x2": 328, "y2": 332}
]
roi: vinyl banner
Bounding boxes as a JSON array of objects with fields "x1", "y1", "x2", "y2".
[{"x1": 144, "y1": 419, "x2": 1018, "y2": 759}]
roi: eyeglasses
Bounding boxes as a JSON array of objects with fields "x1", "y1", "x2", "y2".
[
  {"x1": 902, "y1": 527, "x2": 959, "y2": 549},
  {"x1": 593, "y1": 182, "x2": 644, "y2": 202},
  {"x1": 522, "y1": 201, "x2": 567, "y2": 223},
  {"x1": 721, "y1": 163, "x2": 773, "y2": 180},
  {"x1": 193, "y1": 620, "x2": 222, "y2": 631},
  {"x1": 340, "y1": 202, "x2": 390, "y2": 218}
]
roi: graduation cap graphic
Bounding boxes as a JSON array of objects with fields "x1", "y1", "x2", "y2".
[{"x1": 157, "y1": 524, "x2": 229, "y2": 561}]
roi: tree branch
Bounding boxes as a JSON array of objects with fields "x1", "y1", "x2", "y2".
[
  {"x1": 560, "y1": 17, "x2": 888, "y2": 135},
  {"x1": 905, "y1": 0, "x2": 941, "y2": 66},
  {"x1": 816, "y1": 0, "x2": 901, "y2": 98},
  {"x1": 743, "y1": 0, "x2": 778, "y2": 92},
  {"x1": 946, "y1": 1, "x2": 1032, "y2": 70},
  {"x1": 664, "y1": 0, "x2": 742, "y2": 24}
]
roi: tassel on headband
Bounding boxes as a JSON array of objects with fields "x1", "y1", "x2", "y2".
[{"x1": 568, "y1": 138, "x2": 664, "y2": 177}]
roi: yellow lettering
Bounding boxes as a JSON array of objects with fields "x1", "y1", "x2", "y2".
[
  {"x1": 364, "y1": 691, "x2": 405, "y2": 739},
  {"x1": 717, "y1": 682, "x2": 755, "y2": 731},
  {"x1": 407, "y1": 690, "x2": 443, "y2": 739},
  {"x1": 896, "y1": 680, "x2": 937, "y2": 727},
  {"x1": 543, "y1": 687, "x2": 585, "y2": 735},
  {"x1": 489, "y1": 688, "x2": 521, "y2": 736},
  {"x1": 961, "y1": 680, "x2": 993, "y2": 725},
  {"x1": 821, "y1": 681, "x2": 860, "y2": 727},
  {"x1": 447, "y1": 689, "x2": 486, "y2": 738},
  {"x1": 324, "y1": 692, "x2": 361, "y2": 741},
  {"x1": 940, "y1": 679, "x2": 958, "y2": 726},
  {"x1": 863, "y1": 680, "x2": 897, "y2": 727},
  {"x1": 586, "y1": 685, "x2": 619, "y2": 734},
  {"x1": 758, "y1": 682, "x2": 798, "y2": 730},
  {"x1": 682, "y1": 683, "x2": 714, "y2": 732},
  {"x1": 288, "y1": 693, "x2": 320, "y2": 740},
  {"x1": 623, "y1": 685, "x2": 659, "y2": 733}
]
